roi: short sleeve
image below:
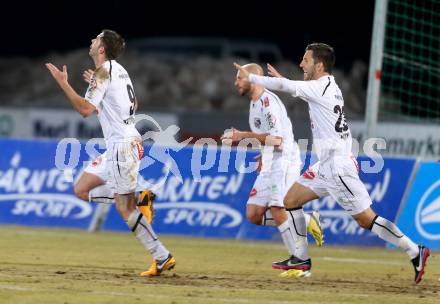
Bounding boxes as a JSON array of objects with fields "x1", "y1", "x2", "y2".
[
  {"x1": 84, "y1": 66, "x2": 110, "y2": 108},
  {"x1": 261, "y1": 96, "x2": 283, "y2": 137}
]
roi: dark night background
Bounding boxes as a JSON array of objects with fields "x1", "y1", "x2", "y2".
[{"x1": 0, "y1": 0, "x2": 375, "y2": 70}]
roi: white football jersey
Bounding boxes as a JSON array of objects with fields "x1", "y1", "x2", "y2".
[
  {"x1": 248, "y1": 89, "x2": 301, "y2": 171},
  {"x1": 249, "y1": 74, "x2": 352, "y2": 161},
  {"x1": 85, "y1": 60, "x2": 141, "y2": 144}
]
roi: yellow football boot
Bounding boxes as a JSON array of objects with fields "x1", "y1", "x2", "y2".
[
  {"x1": 307, "y1": 210, "x2": 324, "y2": 246},
  {"x1": 140, "y1": 254, "x2": 176, "y2": 277},
  {"x1": 279, "y1": 269, "x2": 312, "y2": 278}
]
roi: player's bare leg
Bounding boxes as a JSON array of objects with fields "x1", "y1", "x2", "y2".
[
  {"x1": 75, "y1": 172, "x2": 113, "y2": 231},
  {"x1": 248, "y1": 205, "x2": 298, "y2": 258},
  {"x1": 282, "y1": 181, "x2": 325, "y2": 246},
  {"x1": 247, "y1": 205, "x2": 323, "y2": 246},
  {"x1": 74, "y1": 172, "x2": 106, "y2": 201},
  {"x1": 75, "y1": 171, "x2": 116, "y2": 204},
  {"x1": 353, "y1": 207, "x2": 430, "y2": 284},
  {"x1": 76, "y1": 171, "x2": 155, "y2": 224},
  {"x1": 284, "y1": 182, "x2": 319, "y2": 209},
  {"x1": 115, "y1": 193, "x2": 175, "y2": 277}
]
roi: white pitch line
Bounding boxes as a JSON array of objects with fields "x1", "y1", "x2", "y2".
[{"x1": 319, "y1": 256, "x2": 406, "y2": 266}]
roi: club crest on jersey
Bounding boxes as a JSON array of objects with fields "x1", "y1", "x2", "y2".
[
  {"x1": 265, "y1": 112, "x2": 276, "y2": 129},
  {"x1": 263, "y1": 97, "x2": 270, "y2": 107},
  {"x1": 89, "y1": 75, "x2": 97, "y2": 90},
  {"x1": 254, "y1": 118, "x2": 261, "y2": 129},
  {"x1": 86, "y1": 75, "x2": 98, "y2": 99},
  {"x1": 91, "y1": 155, "x2": 103, "y2": 167}
]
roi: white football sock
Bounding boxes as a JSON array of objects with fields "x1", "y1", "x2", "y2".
[
  {"x1": 286, "y1": 208, "x2": 309, "y2": 260},
  {"x1": 263, "y1": 210, "x2": 311, "y2": 229},
  {"x1": 370, "y1": 216, "x2": 419, "y2": 259},
  {"x1": 278, "y1": 220, "x2": 297, "y2": 256},
  {"x1": 126, "y1": 209, "x2": 169, "y2": 261},
  {"x1": 262, "y1": 209, "x2": 276, "y2": 227}
]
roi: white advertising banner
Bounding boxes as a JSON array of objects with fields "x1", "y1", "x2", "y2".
[
  {"x1": 0, "y1": 107, "x2": 178, "y2": 140},
  {"x1": 0, "y1": 108, "x2": 31, "y2": 138},
  {"x1": 29, "y1": 109, "x2": 102, "y2": 139},
  {"x1": 351, "y1": 121, "x2": 440, "y2": 159}
]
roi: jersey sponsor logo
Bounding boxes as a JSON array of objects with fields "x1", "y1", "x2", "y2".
[
  {"x1": 265, "y1": 113, "x2": 276, "y2": 129},
  {"x1": 264, "y1": 97, "x2": 270, "y2": 107},
  {"x1": 254, "y1": 118, "x2": 261, "y2": 129},
  {"x1": 89, "y1": 75, "x2": 98, "y2": 90},
  {"x1": 86, "y1": 75, "x2": 98, "y2": 100},
  {"x1": 415, "y1": 179, "x2": 440, "y2": 240}
]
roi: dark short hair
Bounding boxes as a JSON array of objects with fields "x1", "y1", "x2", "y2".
[
  {"x1": 100, "y1": 29, "x2": 125, "y2": 60},
  {"x1": 306, "y1": 43, "x2": 335, "y2": 73}
]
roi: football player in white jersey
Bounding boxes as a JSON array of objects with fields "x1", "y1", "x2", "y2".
[
  {"x1": 74, "y1": 69, "x2": 155, "y2": 231},
  {"x1": 234, "y1": 43, "x2": 430, "y2": 284},
  {"x1": 224, "y1": 63, "x2": 323, "y2": 276},
  {"x1": 46, "y1": 29, "x2": 175, "y2": 277}
]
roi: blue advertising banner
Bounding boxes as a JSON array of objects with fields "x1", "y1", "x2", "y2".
[
  {"x1": 302, "y1": 156, "x2": 416, "y2": 246},
  {"x1": 103, "y1": 144, "x2": 260, "y2": 239},
  {"x1": 395, "y1": 161, "x2": 440, "y2": 250},
  {"x1": 0, "y1": 138, "x2": 418, "y2": 247},
  {"x1": 103, "y1": 148, "x2": 416, "y2": 246},
  {"x1": 0, "y1": 138, "x2": 97, "y2": 229}
]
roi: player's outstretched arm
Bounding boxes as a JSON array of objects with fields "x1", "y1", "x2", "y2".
[
  {"x1": 46, "y1": 63, "x2": 96, "y2": 118},
  {"x1": 221, "y1": 128, "x2": 282, "y2": 146}
]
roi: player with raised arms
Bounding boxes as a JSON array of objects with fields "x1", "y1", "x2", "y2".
[
  {"x1": 234, "y1": 43, "x2": 430, "y2": 284},
  {"x1": 225, "y1": 63, "x2": 324, "y2": 278},
  {"x1": 46, "y1": 29, "x2": 175, "y2": 277}
]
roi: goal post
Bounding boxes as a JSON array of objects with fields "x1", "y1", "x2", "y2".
[
  {"x1": 365, "y1": 0, "x2": 440, "y2": 139},
  {"x1": 365, "y1": 0, "x2": 389, "y2": 139}
]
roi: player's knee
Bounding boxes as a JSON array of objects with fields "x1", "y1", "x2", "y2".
[
  {"x1": 272, "y1": 214, "x2": 286, "y2": 226},
  {"x1": 246, "y1": 210, "x2": 262, "y2": 225},
  {"x1": 355, "y1": 217, "x2": 373, "y2": 229},
  {"x1": 115, "y1": 194, "x2": 136, "y2": 220},
  {"x1": 269, "y1": 207, "x2": 287, "y2": 226},
  {"x1": 115, "y1": 202, "x2": 129, "y2": 219},
  {"x1": 74, "y1": 184, "x2": 89, "y2": 201},
  {"x1": 283, "y1": 194, "x2": 301, "y2": 209}
]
